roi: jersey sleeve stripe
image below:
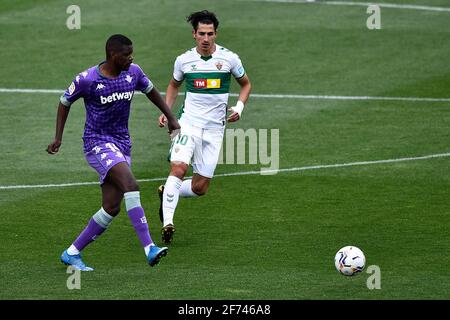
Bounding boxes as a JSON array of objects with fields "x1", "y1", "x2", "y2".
[
  {"x1": 60, "y1": 95, "x2": 72, "y2": 107},
  {"x1": 141, "y1": 82, "x2": 154, "y2": 94},
  {"x1": 234, "y1": 72, "x2": 246, "y2": 80}
]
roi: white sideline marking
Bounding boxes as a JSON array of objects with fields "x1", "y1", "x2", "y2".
[
  {"x1": 249, "y1": 0, "x2": 450, "y2": 13},
  {"x1": 1, "y1": 152, "x2": 449, "y2": 190},
  {"x1": 0, "y1": 88, "x2": 62, "y2": 94},
  {"x1": 1, "y1": 88, "x2": 450, "y2": 102},
  {"x1": 249, "y1": 94, "x2": 450, "y2": 102}
]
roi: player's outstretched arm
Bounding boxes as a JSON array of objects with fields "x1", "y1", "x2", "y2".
[
  {"x1": 47, "y1": 102, "x2": 71, "y2": 154},
  {"x1": 158, "y1": 78, "x2": 182, "y2": 128},
  {"x1": 227, "y1": 74, "x2": 252, "y2": 123},
  {"x1": 146, "y1": 87, "x2": 181, "y2": 138}
]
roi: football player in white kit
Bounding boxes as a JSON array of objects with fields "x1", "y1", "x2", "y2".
[{"x1": 157, "y1": 10, "x2": 252, "y2": 244}]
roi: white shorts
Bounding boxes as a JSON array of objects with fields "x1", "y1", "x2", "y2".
[{"x1": 169, "y1": 118, "x2": 224, "y2": 178}]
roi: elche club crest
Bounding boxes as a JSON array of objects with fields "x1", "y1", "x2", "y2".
[{"x1": 215, "y1": 61, "x2": 223, "y2": 70}]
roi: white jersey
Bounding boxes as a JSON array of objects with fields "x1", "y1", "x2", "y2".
[{"x1": 173, "y1": 44, "x2": 246, "y2": 128}]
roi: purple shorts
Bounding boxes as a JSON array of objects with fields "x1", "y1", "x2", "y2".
[{"x1": 85, "y1": 142, "x2": 131, "y2": 184}]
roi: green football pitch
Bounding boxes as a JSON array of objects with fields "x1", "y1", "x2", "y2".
[{"x1": 1, "y1": 0, "x2": 450, "y2": 299}]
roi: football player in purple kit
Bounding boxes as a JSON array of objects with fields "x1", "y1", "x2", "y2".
[{"x1": 47, "y1": 34, "x2": 180, "y2": 271}]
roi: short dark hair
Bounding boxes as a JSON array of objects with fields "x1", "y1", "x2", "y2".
[
  {"x1": 105, "y1": 34, "x2": 132, "y2": 58},
  {"x1": 187, "y1": 10, "x2": 219, "y2": 31}
]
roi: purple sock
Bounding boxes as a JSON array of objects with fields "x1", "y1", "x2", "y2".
[
  {"x1": 127, "y1": 207, "x2": 153, "y2": 247},
  {"x1": 73, "y1": 218, "x2": 106, "y2": 252}
]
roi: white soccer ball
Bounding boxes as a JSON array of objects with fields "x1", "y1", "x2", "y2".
[{"x1": 334, "y1": 246, "x2": 366, "y2": 276}]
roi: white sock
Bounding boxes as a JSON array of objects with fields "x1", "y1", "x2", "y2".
[
  {"x1": 179, "y1": 179, "x2": 199, "y2": 197},
  {"x1": 67, "y1": 244, "x2": 80, "y2": 255},
  {"x1": 163, "y1": 175, "x2": 182, "y2": 226},
  {"x1": 144, "y1": 243, "x2": 155, "y2": 256}
]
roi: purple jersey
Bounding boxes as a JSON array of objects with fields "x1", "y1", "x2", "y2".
[{"x1": 60, "y1": 62, "x2": 153, "y2": 155}]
